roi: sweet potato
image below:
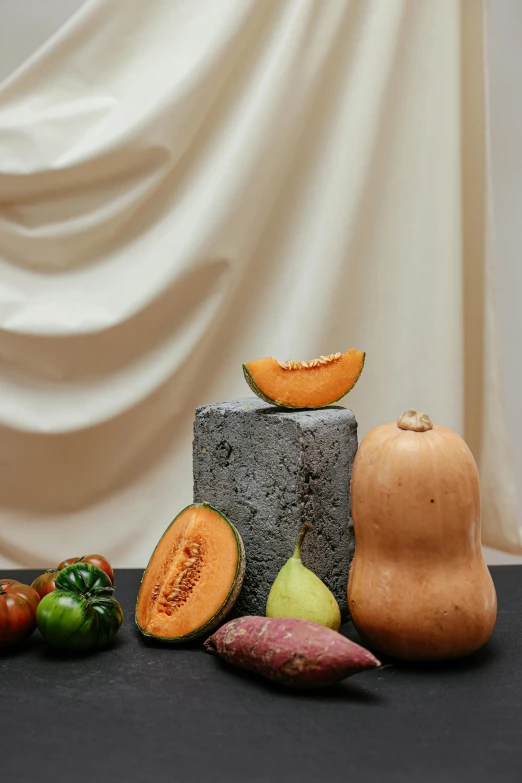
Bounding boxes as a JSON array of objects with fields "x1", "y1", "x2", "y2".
[{"x1": 204, "y1": 616, "x2": 380, "y2": 688}]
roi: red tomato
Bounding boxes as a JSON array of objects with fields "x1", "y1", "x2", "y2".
[
  {"x1": 79, "y1": 555, "x2": 114, "y2": 584},
  {"x1": 58, "y1": 557, "x2": 80, "y2": 570},
  {"x1": 0, "y1": 579, "x2": 40, "y2": 648},
  {"x1": 31, "y1": 571, "x2": 59, "y2": 599},
  {"x1": 58, "y1": 555, "x2": 114, "y2": 584}
]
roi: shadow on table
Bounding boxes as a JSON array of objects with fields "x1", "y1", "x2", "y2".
[
  {"x1": 0, "y1": 634, "x2": 45, "y2": 660},
  {"x1": 388, "y1": 638, "x2": 500, "y2": 675},
  {"x1": 341, "y1": 620, "x2": 501, "y2": 677},
  {"x1": 132, "y1": 624, "x2": 205, "y2": 651},
  {"x1": 206, "y1": 656, "x2": 387, "y2": 704},
  {"x1": 29, "y1": 632, "x2": 127, "y2": 661}
]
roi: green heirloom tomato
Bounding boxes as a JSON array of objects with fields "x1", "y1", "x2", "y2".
[{"x1": 36, "y1": 563, "x2": 123, "y2": 651}]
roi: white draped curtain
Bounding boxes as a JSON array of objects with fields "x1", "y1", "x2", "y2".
[{"x1": 0, "y1": 0, "x2": 520, "y2": 568}]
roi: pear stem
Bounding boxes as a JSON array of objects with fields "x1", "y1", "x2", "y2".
[{"x1": 294, "y1": 522, "x2": 311, "y2": 559}]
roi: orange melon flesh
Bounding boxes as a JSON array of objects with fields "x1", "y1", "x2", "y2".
[
  {"x1": 243, "y1": 349, "x2": 365, "y2": 409},
  {"x1": 136, "y1": 504, "x2": 244, "y2": 642}
]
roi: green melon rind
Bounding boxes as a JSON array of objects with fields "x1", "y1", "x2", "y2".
[
  {"x1": 242, "y1": 352, "x2": 366, "y2": 409},
  {"x1": 135, "y1": 503, "x2": 246, "y2": 643}
]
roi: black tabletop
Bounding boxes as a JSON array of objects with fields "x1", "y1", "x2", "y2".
[{"x1": 1, "y1": 566, "x2": 521, "y2": 783}]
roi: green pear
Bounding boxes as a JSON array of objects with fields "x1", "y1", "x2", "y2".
[{"x1": 266, "y1": 523, "x2": 341, "y2": 631}]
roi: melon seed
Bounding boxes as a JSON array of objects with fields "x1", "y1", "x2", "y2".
[{"x1": 277, "y1": 353, "x2": 342, "y2": 370}]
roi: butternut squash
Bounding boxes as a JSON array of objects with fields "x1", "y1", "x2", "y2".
[{"x1": 348, "y1": 409, "x2": 497, "y2": 661}]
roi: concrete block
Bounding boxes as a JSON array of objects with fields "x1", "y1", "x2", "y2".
[{"x1": 193, "y1": 397, "x2": 358, "y2": 619}]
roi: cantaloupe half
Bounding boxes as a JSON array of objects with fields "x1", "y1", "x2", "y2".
[
  {"x1": 243, "y1": 349, "x2": 365, "y2": 409},
  {"x1": 136, "y1": 504, "x2": 245, "y2": 642}
]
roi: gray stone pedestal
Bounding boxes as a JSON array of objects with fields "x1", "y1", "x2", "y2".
[{"x1": 193, "y1": 397, "x2": 357, "y2": 618}]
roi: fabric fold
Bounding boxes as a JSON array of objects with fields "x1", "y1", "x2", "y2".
[{"x1": 0, "y1": 0, "x2": 518, "y2": 567}]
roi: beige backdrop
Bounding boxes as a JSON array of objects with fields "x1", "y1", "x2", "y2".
[{"x1": 0, "y1": 0, "x2": 519, "y2": 568}]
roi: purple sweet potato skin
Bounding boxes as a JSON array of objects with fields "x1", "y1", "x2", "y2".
[{"x1": 204, "y1": 616, "x2": 380, "y2": 688}]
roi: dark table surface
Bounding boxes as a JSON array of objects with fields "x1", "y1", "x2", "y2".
[{"x1": 1, "y1": 566, "x2": 521, "y2": 783}]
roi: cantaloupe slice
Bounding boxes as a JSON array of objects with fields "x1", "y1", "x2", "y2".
[
  {"x1": 135, "y1": 504, "x2": 245, "y2": 642},
  {"x1": 243, "y1": 349, "x2": 365, "y2": 409}
]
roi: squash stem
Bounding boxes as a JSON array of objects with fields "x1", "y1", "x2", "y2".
[{"x1": 397, "y1": 409, "x2": 433, "y2": 432}]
